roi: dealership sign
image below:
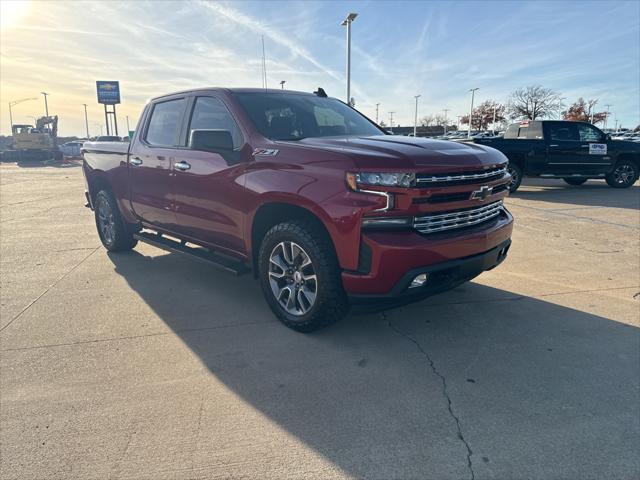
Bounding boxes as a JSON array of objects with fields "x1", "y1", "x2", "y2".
[{"x1": 96, "y1": 81, "x2": 121, "y2": 104}]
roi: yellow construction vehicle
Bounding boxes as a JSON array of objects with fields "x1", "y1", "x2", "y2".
[{"x1": 1, "y1": 116, "x2": 63, "y2": 161}]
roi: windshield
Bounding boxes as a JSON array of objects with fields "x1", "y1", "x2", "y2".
[{"x1": 235, "y1": 93, "x2": 383, "y2": 140}]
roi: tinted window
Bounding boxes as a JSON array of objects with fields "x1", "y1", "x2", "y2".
[
  {"x1": 235, "y1": 93, "x2": 382, "y2": 140},
  {"x1": 526, "y1": 122, "x2": 543, "y2": 139},
  {"x1": 188, "y1": 97, "x2": 243, "y2": 149},
  {"x1": 145, "y1": 98, "x2": 187, "y2": 146},
  {"x1": 577, "y1": 124, "x2": 604, "y2": 142},
  {"x1": 548, "y1": 123, "x2": 579, "y2": 141}
]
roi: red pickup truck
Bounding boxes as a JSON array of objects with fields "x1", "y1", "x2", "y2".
[{"x1": 82, "y1": 88, "x2": 513, "y2": 332}]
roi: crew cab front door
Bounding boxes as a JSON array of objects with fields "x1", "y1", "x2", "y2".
[
  {"x1": 170, "y1": 96, "x2": 248, "y2": 255},
  {"x1": 129, "y1": 96, "x2": 188, "y2": 231},
  {"x1": 545, "y1": 122, "x2": 612, "y2": 174}
]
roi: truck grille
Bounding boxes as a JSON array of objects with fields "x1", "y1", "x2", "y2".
[
  {"x1": 414, "y1": 200, "x2": 504, "y2": 234},
  {"x1": 415, "y1": 166, "x2": 507, "y2": 186}
]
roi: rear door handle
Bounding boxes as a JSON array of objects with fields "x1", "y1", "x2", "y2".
[
  {"x1": 130, "y1": 157, "x2": 143, "y2": 166},
  {"x1": 174, "y1": 161, "x2": 191, "y2": 171},
  {"x1": 549, "y1": 144, "x2": 559, "y2": 147}
]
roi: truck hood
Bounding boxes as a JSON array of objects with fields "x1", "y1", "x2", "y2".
[{"x1": 285, "y1": 136, "x2": 506, "y2": 173}]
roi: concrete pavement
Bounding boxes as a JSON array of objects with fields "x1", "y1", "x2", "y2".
[{"x1": 1, "y1": 162, "x2": 638, "y2": 479}]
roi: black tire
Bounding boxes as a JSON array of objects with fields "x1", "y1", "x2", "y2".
[
  {"x1": 605, "y1": 159, "x2": 639, "y2": 188},
  {"x1": 94, "y1": 190, "x2": 138, "y2": 252},
  {"x1": 258, "y1": 219, "x2": 349, "y2": 332},
  {"x1": 507, "y1": 162, "x2": 523, "y2": 193},
  {"x1": 563, "y1": 177, "x2": 588, "y2": 186}
]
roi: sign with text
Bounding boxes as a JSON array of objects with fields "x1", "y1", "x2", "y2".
[{"x1": 96, "y1": 81, "x2": 121, "y2": 105}]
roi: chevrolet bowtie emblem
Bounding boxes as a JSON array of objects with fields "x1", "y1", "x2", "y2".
[{"x1": 470, "y1": 185, "x2": 493, "y2": 201}]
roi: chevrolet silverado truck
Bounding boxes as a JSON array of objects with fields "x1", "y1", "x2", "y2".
[
  {"x1": 82, "y1": 88, "x2": 513, "y2": 332},
  {"x1": 474, "y1": 120, "x2": 640, "y2": 192}
]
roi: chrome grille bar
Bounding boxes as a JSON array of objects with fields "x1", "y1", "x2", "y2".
[
  {"x1": 414, "y1": 201, "x2": 503, "y2": 234},
  {"x1": 416, "y1": 167, "x2": 507, "y2": 184}
]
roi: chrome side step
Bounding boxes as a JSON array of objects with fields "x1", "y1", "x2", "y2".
[{"x1": 133, "y1": 230, "x2": 250, "y2": 276}]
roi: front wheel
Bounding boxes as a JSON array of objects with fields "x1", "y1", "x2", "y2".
[
  {"x1": 563, "y1": 178, "x2": 588, "y2": 186},
  {"x1": 605, "y1": 160, "x2": 639, "y2": 188},
  {"x1": 94, "y1": 190, "x2": 138, "y2": 252},
  {"x1": 258, "y1": 220, "x2": 348, "y2": 332}
]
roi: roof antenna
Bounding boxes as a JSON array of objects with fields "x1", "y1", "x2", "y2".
[
  {"x1": 261, "y1": 35, "x2": 268, "y2": 91},
  {"x1": 314, "y1": 87, "x2": 327, "y2": 98}
]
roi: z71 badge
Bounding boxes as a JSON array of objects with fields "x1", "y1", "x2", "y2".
[
  {"x1": 589, "y1": 143, "x2": 607, "y2": 155},
  {"x1": 253, "y1": 148, "x2": 279, "y2": 157}
]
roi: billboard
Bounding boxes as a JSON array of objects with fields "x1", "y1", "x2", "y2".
[{"x1": 96, "y1": 81, "x2": 121, "y2": 105}]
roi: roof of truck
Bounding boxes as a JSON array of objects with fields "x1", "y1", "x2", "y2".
[{"x1": 152, "y1": 87, "x2": 321, "y2": 101}]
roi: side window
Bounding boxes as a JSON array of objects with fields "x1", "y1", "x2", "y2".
[
  {"x1": 188, "y1": 97, "x2": 243, "y2": 149},
  {"x1": 145, "y1": 98, "x2": 187, "y2": 147},
  {"x1": 577, "y1": 124, "x2": 604, "y2": 142},
  {"x1": 548, "y1": 123, "x2": 579, "y2": 141},
  {"x1": 527, "y1": 122, "x2": 544, "y2": 140}
]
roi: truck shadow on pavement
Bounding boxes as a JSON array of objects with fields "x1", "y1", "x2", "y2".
[
  {"x1": 108, "y1": 250, "x2": 639, "y2": 479},
  {"x1": 513, "y1": 178, "x2": 640, "y2": 211}
]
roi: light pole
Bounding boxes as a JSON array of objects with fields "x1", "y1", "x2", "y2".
[
  {"x1": 375, "y1": 103, "x2": 380, "y2": 124},
  {"x1": 413, "y1": 95, "x2": 421, "y2": 137},
  {"x1": 467, "y1": 88, "x2": 479, "y2": 138},
  {"x1": 126, "y1": 115, "x2": 131, "y2": 134},
  {"x1": 443, "y1": 108, "x2": 450, "y2": 135},
  {"x1": 389, "y1": 112, "x2": 395, "y2": 133},
  {"x1": 8, "y1": 97, "x2": 37, "y2": 130},
  {"x1": 82, "y1": 104, "x2": 90, "y2": 138},
  {"x1": 604, "y1": 104, "x2": 612, "y2": 130},
  {"x1": 41, "y1": 92, "x2": 49, "y2": 116},
  {"x1": 341, "y1": 12, "x2": 358, "y2": 105},
  {"x1": 457, "y1": 115, "x2": 462, "y2": 130},
  {"x1": 280, "y1": 80, "x2": 286, "y2": 90},
  {"x1": 492, "y1": 106, "x2": 497, "y2": 134}
]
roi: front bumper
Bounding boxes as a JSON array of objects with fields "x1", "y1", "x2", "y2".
[{"x1": 342, "y1": 208, "x2": 513, "y2": 300}]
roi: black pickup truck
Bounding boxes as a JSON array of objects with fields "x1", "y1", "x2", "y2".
[{"x1": 474, "y1": 120, "x2": 639, "y2": 192}]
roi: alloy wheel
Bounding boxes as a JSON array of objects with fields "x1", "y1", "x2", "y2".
[
  {"x1": 97, "y1": 197, "x2": 116, "y2": 246},
  {"x1": 268, "y1": 241, "x2": 318, "y2": 316},
  {"x1": 613, "y1": 164, "x2": 635, "y2": 186}
]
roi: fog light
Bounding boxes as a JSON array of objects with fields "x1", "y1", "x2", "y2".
[{"x1": 409, "y1": 273, "x2": 429, "y2": 288}]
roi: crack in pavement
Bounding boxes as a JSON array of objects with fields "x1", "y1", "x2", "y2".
[{"x1": 384, "y1": 311, "x2": 475, "y2": 480}]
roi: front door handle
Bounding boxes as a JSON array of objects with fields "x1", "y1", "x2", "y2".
[
  {"x1": 174, "y1": 161, "x2": 191, "y2": 171},
  {"x1": 549, "y1": 144, "x2": 559, "y2": 147},
  {"x1": 130, "y1": 157, "x2": 143, "y2": 166},
  {"x1": 581, "y1": 144, "x2": 590, "y2": 148}
]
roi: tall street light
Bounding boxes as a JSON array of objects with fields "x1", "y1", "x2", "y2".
[
  {"x1": 467, "y1": 88, "x2": 479, "y2": 139},
  {"x1": 375, "y1": 103, "x2": 380, "y2": 124},
  {"x1": 341, "y1": 12, "x2": 358, "y2": 105},
  {"x1": 8, "y1": 97, "x2": 37, "y2": 130},
  {"x1": 280, "y1": 80, "x2": 286, "y2": 90},
  {"x1": 82, "y1": 104, "x2": 90, "y2": 138},
  {"x1": 443, "y1": 108, "x2": 450, "y2": 135},
  {"x1": 41, "y1": 92, "x2": 49, "y2": 116},
  {"x1": 389, "y1": 111, "x2": 395, "y2": 133},
  {"x1": 604, "y1": 104, "x2": 612, "y2": 130},
  {"x1": 413, "y1": 95, "x2": 421, "y2": 137}
]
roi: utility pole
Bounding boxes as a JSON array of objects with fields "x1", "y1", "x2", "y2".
[
  {"x1": 261, "y1": 36, "x2": 268, "y2": 90},
  {"x1": 126, "y1": 115, "x2": 131, "y2": 133},
  {"x1": 41, "y1": 92, "x2": 49, "y2": 116},
  {"x1": 604, "y1": 104, "x2": 612, "y2": 130},
  {"x1": 467, "y1": 88, "x2": 479, "y2": 139},
  {"x1": 341, "y1": 13, "x2": 358, "y2": 105},
  {"x1": 413, "y1": 95, "x2": 421, "y2": 137},
  {"x1": 375, "y1": 103, "x2": 380, "y2": 124},
  {"x1": 82, "y1": 104, "x2": 89, "y2": 138},
  {"x1": 492, "y1": 106, "x2": 497, "y2": 133},
  {"x1": 389, "y1": 112, "x2": 395, "y2": 133},
  {"x1": 280, "y1": 80, "x2": 286, "y2": 90},
  {"x1": 443, "y1": 108, "x2": 450, "y2": 135}
]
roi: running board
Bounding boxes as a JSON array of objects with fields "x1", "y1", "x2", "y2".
[
  {"x1": 133, "y1": 231, "x2": 250, "y2": 276},
  {"x1": 539, "y1": 174, "x2": 605, "y2": 178}
]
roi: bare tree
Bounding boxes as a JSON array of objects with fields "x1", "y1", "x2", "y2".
[
  {"x1": 461, "y1": 100, "x2": 506, "y2": 130},
  {"x1": 507, "y1": 85, "x2": 563, "y2": 120},
  {"x1": 420, "y1": 114, "x2": 436, "y2": 127}
]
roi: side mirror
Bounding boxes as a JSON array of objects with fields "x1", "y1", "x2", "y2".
[
  {"x1": 189, "y1": 129, "x2": 233, "y2": 153},
  {"x1": 605, "y1": 134, "x2": 611, "y2": 141}
]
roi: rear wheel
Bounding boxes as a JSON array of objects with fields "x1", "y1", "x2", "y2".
[
  {"x1": 605, "y1": 159, "x2": 639, "y2": 188},
  {"x1": 563, "y1": 177, "x2": 588, "y2": 186},
  {"x1": 258, "y1": 220, "x2": 348, "y2": 332},
  {"x1": 507, "y1": 162, "x2": 523, "y2": 193},
  {"x1": 94, "y1": 190, "x2": 137, "y2": 252}
]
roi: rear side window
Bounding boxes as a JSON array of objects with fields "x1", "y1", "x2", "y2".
[
  {"x1": 188, "y1": 96, "x2": 243, "y2": 149},
  {"x1": 145, "y1": 98, "x2": 187, "y2": 147},
  {"x1": 548, "y1": 123, "x2": 579, "y2": 141}
]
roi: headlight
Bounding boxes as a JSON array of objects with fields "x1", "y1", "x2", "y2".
[{"x1": 346, "y1": 172, "x2": 415, "y2": 189}]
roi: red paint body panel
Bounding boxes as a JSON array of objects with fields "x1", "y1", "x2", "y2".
[{"x1": 82, "y1": 87, "x2": 514, "y2": 297}]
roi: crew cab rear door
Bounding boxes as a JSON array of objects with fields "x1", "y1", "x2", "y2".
[
  {"x1": 169, "y1": 95, "x2": 248, "y2": 255},
  {"x1": 129, "y1": 95, "x2": 188, "y2": 231}
]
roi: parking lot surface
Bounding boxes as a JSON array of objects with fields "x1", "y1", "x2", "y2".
[{"x1": 1, "y1": 161, "x2": 639, "y2": 480}]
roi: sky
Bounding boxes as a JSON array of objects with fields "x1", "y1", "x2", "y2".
[{"x1": 1, "y1": 0, "x2": 639, "y2": 136}]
